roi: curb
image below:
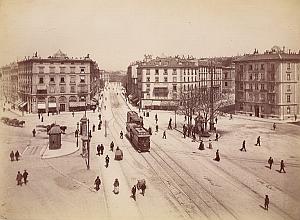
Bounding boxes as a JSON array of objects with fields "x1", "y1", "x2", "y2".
[{"x1": 41, "y1": 144, "x2": 80, "y2": 159}]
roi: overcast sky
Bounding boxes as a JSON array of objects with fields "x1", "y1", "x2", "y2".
[{"x1": 0, "y1": 0, "x2": 299, "y2": 70}]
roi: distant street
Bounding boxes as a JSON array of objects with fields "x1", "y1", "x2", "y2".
[{"x1": 1, "y1": 83, "x2": 300, "y2": 220}]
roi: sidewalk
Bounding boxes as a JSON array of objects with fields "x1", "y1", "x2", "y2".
[{"x1": 41, "y1": 140, "x2": 79, "y2": 159}]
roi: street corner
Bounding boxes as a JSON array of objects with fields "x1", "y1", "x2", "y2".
[{"x1": 41, "y1": 141, "x2": 79, "y2": 159}]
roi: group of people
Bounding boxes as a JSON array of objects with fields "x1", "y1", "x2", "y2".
[
  {"x1": 16, "y1": 170, "x2": 29, "y2": 186},
  {"x1": 10, "y1": 150, "x2": 20, "y2": 161}
]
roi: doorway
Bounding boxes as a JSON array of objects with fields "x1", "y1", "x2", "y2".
[
  {"x1": 60, "y1": 104, "x2": 66, "y2": 112},
  {"x1": 254, "y1": 106, "x2": 259, "y2": 117}
]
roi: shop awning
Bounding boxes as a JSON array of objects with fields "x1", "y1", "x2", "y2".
[
  {"x1": 153, "y1": 87, "x2": 169, "y2": 96},
  {"x1": 48, "y1": 103, "x2": 57, "y2": 108},
  {"x1": 132, "y1": 97, "x2": 139, "y2": 103},
  {"x1": 152, "y1": 100, "x2": 161, "y2": 106},
  {"x1": 69, "y1": 102, "x2": 86, "y2": 108},
  {"x1": 142, "y1": 100, "x2": 153, "y2": 106},
  {"x1": 37, "y1": 103, "x2": 46, "y2": 109}
]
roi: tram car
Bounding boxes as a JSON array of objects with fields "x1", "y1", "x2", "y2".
[{"x1": 126, "y1": 111, "x2": 150, "y2": 152}]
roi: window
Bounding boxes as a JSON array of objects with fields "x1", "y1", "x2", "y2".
[
  {"x1": 287, "y1": 63, "x2": 291, "y2": 70},
  {"x1": 146, "y1": 69, "x2": 150, "y2": 75},
  {"x1": 240, "y1": 103, "x2": 243, "y2": 110},
  {"x1": 80, "y1": 76, "x2": 85, "y2": 83},
  {"x1": 60, "y1": 86, "x2": 65, "y2": 93},
  {"x1": 271, "y1": 63, "x2": 275, "y2": 70},
  {"x1": 225, "y1": 82, "x2": 228, "y2": 87},
  {"x1": 261, "y1": 73, "x2": 265, "y2": 80},
  {"x1": 261, "y1": 84, "x2": 265, "y2": 90},
  {"x1": 70, "y1": 76, "x2": 76, "y2": 83},
  {"x1": 155, "y1": 77, "x2": 159, "y2": 82},
  {"x1": 249, "y1": 74, "x2": 252, "y2": 80},
  {"x1": 255, "y1": 73, "x2": 258, "y2": 80},
  {"x1": 270, "y1": 84, "x2": 275, "y2": 91},
  {"x1": 249, "y1": 65, "x2": 253, "y2": 71},
  {"x1": 49, "y1": 67, "x2": 55, "y2": 73},
  {"x1": 173, "y1": 77, "x2": 177, "y2": 82},
  {"x1": 60, "y1": 67, "x2": 65, "y2": 73},
  {"x1": 173, "y1": 84, "x2": 177, "y2": 91},
  {"x1": 164, "y1": 77, "x2": 168, "y2": 82},
  {"x1": 70, "y1": 67, "x2": 75, "y2": 73},
  {"x1": 287, "y1": 94, "x2": 291, "y2": 103},
  {"x1": 39, "y1": 77, "x2": 44, "y2": 84},
  {"x1": 255, "y1": 83, "x2": 259, "y2": 90},
  {"x1": 249, "y1": 83, "x2": 253, "y2": 90},
  {"x1": 224, "y1": 73, "x2": 228, "y2": 79},
  {"x1": 80, "y1": 68, "x2": 85, "y2": 73},
  {"x1": 155, "y1": 69, "x2": 159, "y2": 75},
  {"x1": 50, "y1": 76, "x2": 55, "y2": 83},
  {"x1": 146, "y1": 84, "x2": 150, "y2": 92},
  {"x1": 261, "y1": 94, "x2": 265, "y2": 101},
  {"x1": 271, "y1": 73, "x2": 275, "y2": 80},
  {"x1": 38, "y1": 66, "x2": 44, "y2": 73},
  {"x1": 287, "y1": 106, "x2": 291, "y2": 114},
  {"x1": 240, "y1": 84, "x2": 243, "y2": 90},
  {"x1": 60, "y1": 77, "x2": 65, "y2": 83},
  {"x1": 172, "y1": 69, "x2": 177, "y2": 75},
  {"x1": 49, "y1": 86, "x2": 55, "y2": 93},
  {"x1": 287, "y1": 73, "x2": 291, "y2": 80},
  {"x1": 164, "y1": 69, "x2": 168, "y2": 75},
  {"x1": 261, "y1": 64, "x2": 264, "y2": 70},
  {"x1": 70, "y1": 85, "x2": 76, "y2": 93},
  {"x1": 255, "y1": 64, "x2": 258, "y2": 70},
  {"x1": 146, "y1": 77, "x2": 150, "y2": 82}
]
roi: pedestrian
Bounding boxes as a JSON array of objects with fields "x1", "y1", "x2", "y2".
[
  {"x1": 214, "y1": 149, "x2": 220, "y2": 162},
  {"x1": 110, "y1": 141, "x2": 114, "y2": 151},
  {"x1": 75, "y1": 129, "x2": 78, "y2": 138},
  {"x1": 99, "y1": 114, "x2": 101, "y2": 120},
  {"x1": 155, "y1": 124, "x2": 158, "y2": 132},
  {"x1": 155, "y1": 113, "x2": 157, "y2": 122},
  {"x1": 92, "y1": 124, "x2": 95, "y2": 132},
  {"x1": 215, "y1": 117, "x2": 218, "y2": 124},
  {"x1": 279, "y1": 160, "x2": 286, "y2": 173},
  {"x1": 198, "y1": 140, "x2": 204, "y2": 150},
  {"x1": 16, "y1": 171, "x2": 23, "y2": 186},
  {"x1": 208, "y1": 139, "x2": 213, "y2": 149},
  {"x1": 268, "y1": 157, "x2": 274, "y2": 169},
  {"x1": 229, "y1": 114, "x2": 233, "y2": 120},
  {"x1": 273, "y1": 123, "x2": 276, "y2": 130},
  {"x1": 47, "y1": 112, "x2": 49, "y2": 116},
  {"x1": 15, "y1": 150, "x2": 20, "y2": 161},
  {"x1": 97, "y1": 144, "x2": 101, "y2": 156},
  {"x1": 41, "y1": 116, "x2": 43, "y2": 122},
  {"x1": 100, "y1": 144, "x2": 104, "y2": 155},
  {"x1": 113, "y1": 178, "x2": 120, "y2": 194},
  {"x1": 98, "y1": 122, "x2": 101, "y2": 130},
  {"x1": 32, "y1": 129, "x2": 36, "y2": 137},
  {"x1": 295, "y1": 114, "x2": 297, "y2": 121},
  {"x1": 140, "y1": 182, "x2": 146, "y2": 196},
  {"x1": 264, "y1": 195, "x2": 269, "y2": 210},
  {"x1": 131, "y1": 185, "x2": 136, "y2": 200},
  {"x1": 120, "y1": 131, "x2": 123, "y2": 139},
  {"x1": 185, "y1": 115, "x2": 187, "y2": 121},
  {"x1": 38, "y1": 113, "x2": 40, "y2": 119},
  {"x1": 162, "y1": 131, "x2": 166, "y2": 139},
  {"x1": 215, "y1": 132, "x2": 219, "y2": 141},
  {"x1": 94, "y1": 176, "x2": 101, "y2": 191},
  {"x1": 10, "y1": 150, "x2": 14, "y2": 161},
  {"x1": 23, "y1": 170, "x2": 28, "y2": 185},
  {"x1": 256, "y1": 136, "x2": 261, "y2": 146},
  {"x1": 105, "y1": 155, "x2": 110, "y2": 168},
  {"x1": 240, "y1": 140, "x2": 246, "y2": 152},
  {"x1": 168, "y1": 118, "x2": 172, "y2": 129},
  {"x1": 72, "y1": 111, "x2": 75, "y2": 117}
]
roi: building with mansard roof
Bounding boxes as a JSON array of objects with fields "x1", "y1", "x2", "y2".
[{"x1": 234, "y1": 46, "x2": 300, "y2": 119}]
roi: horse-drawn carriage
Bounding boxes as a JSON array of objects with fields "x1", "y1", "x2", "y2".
[{"x1": 1, "y1": 117, "x2": 25, "y2": 127}]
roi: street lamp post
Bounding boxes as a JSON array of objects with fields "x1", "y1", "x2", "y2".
[
  {"x1": 87, "y1": 119, "x2": 90, "y2": 170},
  {"x1": 76, "y1": 122, "x2": 79, "y2": 148}
]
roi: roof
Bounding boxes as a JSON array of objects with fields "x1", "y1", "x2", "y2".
[
  {"x1": 49, "y1": 125, "x2": 61, "y2": 134},
  {"x1": 234, "y1": 53, "x2": 300, "y2": 62}
]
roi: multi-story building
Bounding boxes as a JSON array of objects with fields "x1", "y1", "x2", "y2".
[
  {"x1": 17, "y1": 50, "x2": 99, "y2": 113},
  {"x1": 0, "y1": 62, "x2": 18, "y2": 105},
  {"x1": 127, "y1": 56, "x2": 222, "y2": 110},
  {"x1": 234, "y1": 46, "x2": 300, "y2": 119}
]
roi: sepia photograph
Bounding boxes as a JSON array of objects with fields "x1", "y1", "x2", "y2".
[{"x1": 0, "y1": 0, "x2": 299, "y2": 219}]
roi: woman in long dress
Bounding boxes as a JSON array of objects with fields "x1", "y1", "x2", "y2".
[{"x1": 113, "y1": 178, "x2": 119, "y2": 194}]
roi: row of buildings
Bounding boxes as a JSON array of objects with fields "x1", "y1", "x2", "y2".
[
  {"x1": 126, "y1": 46, "x2": 300, "y2": 120},
  {"x1": 0, "y1": 50, "x2": 104, "y2": 113}
]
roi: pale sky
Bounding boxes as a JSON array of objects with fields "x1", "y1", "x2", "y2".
[{"x1": 0, "y1": 0, "x2": 299, "y2": 70}]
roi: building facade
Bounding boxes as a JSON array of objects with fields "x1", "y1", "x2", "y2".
[
  {"x1": 0, "y1": 62, "x2": 18, "y2": 105},
  {"x1": 234, "y1": 47, "x2": 300, "y2": 119},
  {"x1": 16, "y1": 50, "x2": 99, "y2": 113},
  {"x1": 127, "y1": 56, "x2": 222, "y2": 110}
]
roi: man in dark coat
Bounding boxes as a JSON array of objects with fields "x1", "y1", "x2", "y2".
[
  {"x1": 273, "y1": 123, "x2": 276, "y2": 130},
  {"x1": 10, "y1": 151, "x2": 14, "y2": 161},
  {"x1": 110, "y1": 141, "x2": 114, "y2": 151},
  {"x1": 100, "y1": 144, "x2": 104, "y2": 155},
  {"x1": 155, "y1": 124, "x2": 158, "y2": 132},
  {"x1": 268, "y1": 157, "x2": 274, "y2": 169},
  {"x1": 240, "y1": 140, "x2": 246, "y2": 152},
  {"x1": 120, "y1": 131, "x2": 123, "y2": 139},
  {"x1": 279, "y1": 160, "x2": 286, "y2": 173},
  {"x1": 140, "y1": 182, "x2": 146, "y2": 196},
  {"x1": 131, "y1": 185, "x2": 136, "y2": 200},
  {"x1": 162, "y1": 131, "x2": 166, "y2": 139},
  {"x1": 92, "y1": 124, "x2": 95, "y2": 132},
  {"x1": 256, "y1": 136, "x2": 261, "y2": 146},
  {"x1": 215, "y1": 133, "x2": 219, "y2": 141},
  {"x1": 32, "y1": 129, "x2": 36, "y2": 137},
  {"x1": 214, "y1": 149, "x2": 220, "y2": 162},
  {"x1": 94, "y1": 176, "x2": 101, "y2": 191},
  {"x1": 15, "y1": 151, "x2": 20, "y2": 161},
  {"x1": 16, "y1": 171, "x2": 22, "y2": 186},
  {"x1": 198, "y1": 140, "x2": 204, "y2": 150},
  {"x1": 264, "y1": 195, "x2": 269, "y2": 210},
  {"x1": 97, "y1": 145, "x2": 101, "y2": 156},
  {"x1": 105, "y1": 155, "x2": 110, "y2": 168},
  {"x1": 41, "y1": 116, "x2": 43, "y2": 122},
  {"x1": 23, "y1": 170, "x2": 28, "y2": 184}
]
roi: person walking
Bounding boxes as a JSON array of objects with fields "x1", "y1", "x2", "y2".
[
  {"x1": 214, "y1": 149, "x2": 220, "y2": 162},
  {"x1": 32, "y1": 129, "x2": 36, "y2": 137},
  {"x1": 264, "y1": 195, "x2": 269, "y2": 210},
  {"x1": 75, "y1": 129, "x2": 78, "y2": 138},
  {"x1": 10, "y1": 151, "x2": 14, "y2": 161},
  {"x1": 97, "y1": 145, "x2": 101, "y2": 156},
  {"x1": 72, "y1": 111, "x2": 74, "y2": 117},
  {"x1": 131, "y1": 185, "x2": 137, "y2": 200},
  {"x1": 198, "y1": 140, "x2": 204, "y2": 150},
  {"x1": 94, "y1": 176, "x2": 101, "y2": 191},
  {"x1": 23, "y1": 170, "x2": 28, "y2": 185},
  {"x1": 15, "y1": 150, "x2": 20, "y2": 161},
  {"x1": 208, "y1": 140, "x2": 213, "y2": 149},
  {"x1": 155, "y1": 114, "x2": 158, "y2": 124},
  {"x1": 140, "y1": 182, "x2": 146, "y2": 196},
  {"x1": 155, "y1": 124, "x2": 158, "y2": 132},
  {"x1": 92, "y1": 124, "x2": 95, "y2": 132},
  {"x1": 16, "y1": 171, "x2": 23, "y2": 186},
  {"x1": 168, "y1": 118, "x2": 172, "y2": 129},
  {"x1": 215, "y1": 132, "x2": 219, "y2": 141},
  {"x1": 215, "y1": 117, "x2": 218, "y2": 124},
  {"x1": 295, "y1": 114, "x2": 297, "y2": 121},
  {"x1": 279, "y1": 160, "x2": 286, "y2": 173},
  {"x1": 256, "y1": 136, "x2": 261, "y2": 146},
  {"x1": 41, "y1": 116, "x2": 43, "y2": 122},
  {"x1": 120, "y1": 131, "x2": 123, "y2": 139},
  {"x1": 110, "y1": 141, "x2": 114, "y2": 151},
  {"x1": 268, "y1": 157, "x2": 274, "y2": 169},
  {"x1": 98, "y1": 122, "x2": 102, "y2": 130},
  {"x1": 113, "y1": 178, "x2": 120, "y2": 194},
  {"x1": 240, "y1": 140, "x2": 246, "y2": 152},
  {"x1": 162, "y1": 131, "x2": 166, "y2": 139},
  {"x1": 105, "y1": 155, "x2": 110, "y2": 168},
  {"x1": 100, "y1": 144, "x2": 104, "y2": 155},
  {"x1": 273, "y1": 123, "x2": 276, "y2": 130},
  {"x1": 99, "y1": 114, "x2": 101, "y2": 120}
]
